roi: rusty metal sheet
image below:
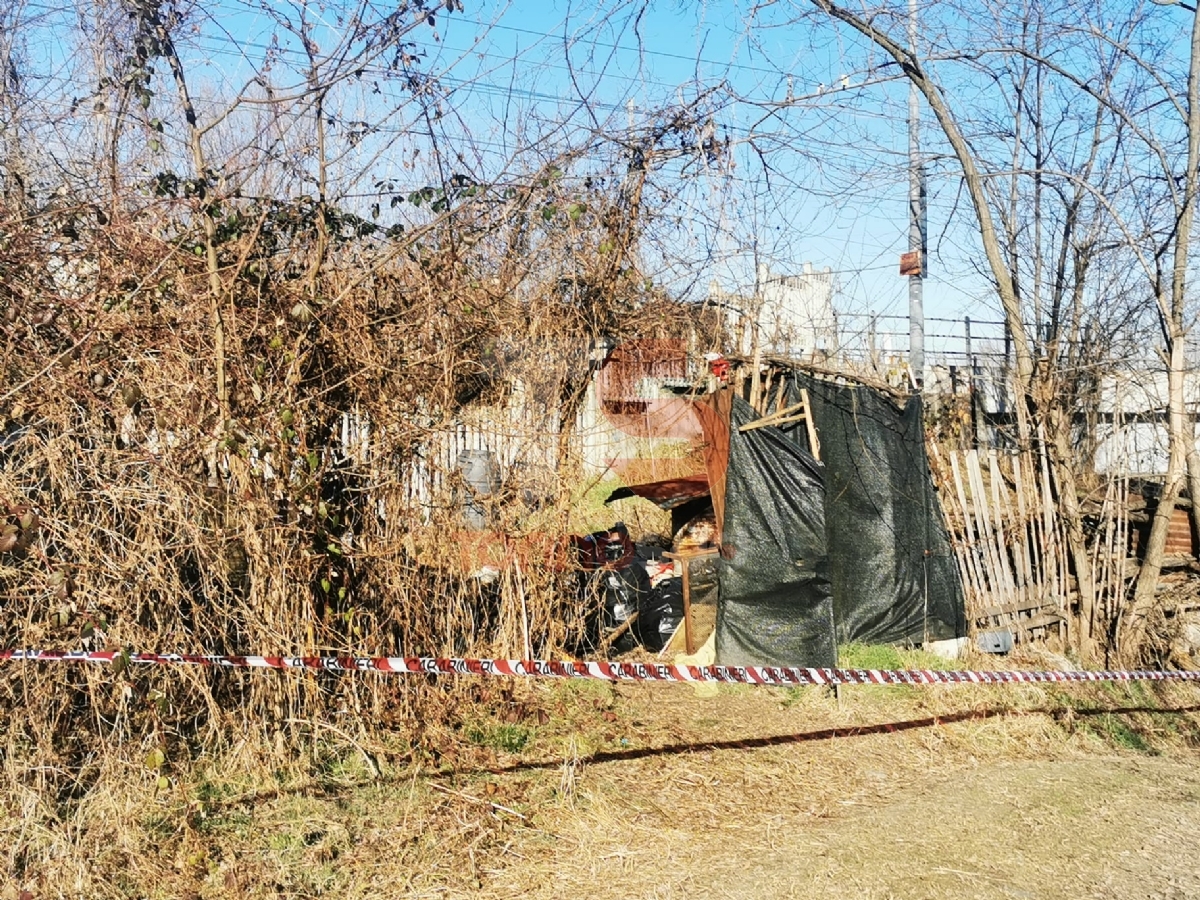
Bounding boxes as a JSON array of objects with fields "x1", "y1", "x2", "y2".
[{"x1": 605, "y1": 474, "x2": 710, "y2": 510}]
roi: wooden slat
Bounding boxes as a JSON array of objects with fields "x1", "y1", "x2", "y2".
[
  {"x1": 1006, "y1": 452, "x2": 1036, "y2": 595},
  {"x1": 948, "y1": 450, "x2": 990, "y2": 612},
  {"x1": 1018, "y1": 612, "x2": 1067, "y2": 631},
  {"x1": 975, "y1": 600, "x2": 1058, "y2": 620},
  {"x1": 1016, "y1": 451, "x2": 1048, "y2": 603},
  {"x1": 737, "y1": 399, "x2": 808, "y2": 432},
  {"x1": 1037, "y1": 427, "x2": 1064, "y2": 612},
  {"x1": 926, "y1": 430, "x2": 1133, "y2": 649},
  {"x1": 930, "y1": 442, "x2": 985, "y2": 614},
  {"x1": 988, "y1": 450, "x2": 1019, "y2": 603},
  {"x1": 801, "y1": 389, "x2": 821, "y2": 460},
  {"x1": 1115, "y1": 473, "x2": 1129, "y2": 625},
  {"x1": 966, "y1": 449, "x2": 1010, "y2": 608}
]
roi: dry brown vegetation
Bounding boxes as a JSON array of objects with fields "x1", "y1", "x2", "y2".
[
  {"x1": 0, "y1": 148, "x2": 720, "y2": 892},
  {"x1": 0, "y1": 6, "x2": 736, "y2": 888},
  {"x1": 8, "y1": 3, "x2": 1200, "y2": 896},
  {"x1": 0, "y1": 145, "x2": 712, "y2": 737},
  {"x1": 3, "y1": 645, "x2": 1200, "y2": 899}
]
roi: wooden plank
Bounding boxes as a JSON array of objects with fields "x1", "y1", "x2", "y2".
[
  {"x1": 1020, "y1": 611, "x2": 1068, "y2": 631},
  {"x1": 966, "y1": 449, "x2": 1009, "y2": 608},
  {"x1": 737, "y1": 399, "x2": 808, "y2": 432},
  {"x1": 975, "y1": 600, "x2": 1057, "y2": 620},
  {"x1": 974, "y1": 610, "x2": 1065, "y2": 630},
  {"x1": 1007, "y1": 451, "x2": 1036, "y2": 594},
  {"x1": 801, "y1": 388, "x2": 821, "y2": 461},
  {"x1": 1015, "y1": 451, "x2": 1045, "y2": 601},
  {"x1": 739, "y1": 413, "x2": 809, "y2": 432},
  {"x1": 988, "y1": 450, "x2": 1019, "y2": 602},
  {"x1": 947, "y1": 449, "x2": 990, "y2": 612}
]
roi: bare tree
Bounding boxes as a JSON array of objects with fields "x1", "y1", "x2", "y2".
[{"x1": 791, "y1": 0, "x2": 1163, "y2": 657}]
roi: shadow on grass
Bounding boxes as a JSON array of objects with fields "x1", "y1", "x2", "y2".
[
  {"x1": 472, "y1": 703, "x2": 1200, "y2": 774},
  {"x1": 198, "y1": 703, "x2": 1200, "y2": 809}
]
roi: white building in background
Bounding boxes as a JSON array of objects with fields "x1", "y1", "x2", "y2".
[
  {"x1": 1093, "y1": 368, "x2": 1200, "y2": 476},
  {"x1": 711, "y1": 262, "x2": 838, "y2": 359}
]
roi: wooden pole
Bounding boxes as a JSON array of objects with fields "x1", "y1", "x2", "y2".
[
  {"x1": 664, "y1": 548, "x2": 720, "y2": 655},
  {"x1": 988, "y1": 449, "x2": 1018, "y2": 602},
  {"x1": 948, "y1": 449, "x2": 990, "y2": 611}
]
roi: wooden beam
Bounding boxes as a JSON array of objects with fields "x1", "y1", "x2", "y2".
[
  {"x1": 665, "y1": 548, "x2": 720, "y2": 655},
  {"x1": 739, "y1": 413, "x2": 809, "y2": 432},
  {"x1": 737, "y1": 399, "x2": 808, "y2": 432},
  {"x1": 802, "y1": 388, "x2": 821, "y2": 460}
]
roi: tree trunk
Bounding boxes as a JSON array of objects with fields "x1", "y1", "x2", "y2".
[
  {"x1": 1127, "y1": 8, "x2": 1200, "y2": 664},
  {"x1": 1124, "y1": 337, "x2": 1188, "y2": 662},
  {"x1": 1046, "y1": 402, "x2": 1096, "y2": 658},
  {"x1": 1186, "y1": 439, "x2": 1200, "y2": 556},
  {"x1": 154, "y1": 16, "x2": 228, "y2": 424}
]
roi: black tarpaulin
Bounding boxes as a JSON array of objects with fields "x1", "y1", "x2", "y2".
[
  {"x1": 715, "y1": 397, "x2": 836, "y2": 668},
  {"x1": 794, "y1": 374, "x2": 966, "y2": 645}
]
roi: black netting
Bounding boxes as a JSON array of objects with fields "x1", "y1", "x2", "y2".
[
  {"x1": 795, "y1": 374, "x2": 966, "y2": 645},
  {"x1": 712, "y1": 377, "x2": 965, "y2": 667},
  {"x1": 715, "y1": 397, "x2": 837, "y2": 667}
]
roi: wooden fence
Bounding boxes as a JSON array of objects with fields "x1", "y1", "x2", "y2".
[{"x1": 928, "y1": 443, "x2": 1131, "y2": 645}]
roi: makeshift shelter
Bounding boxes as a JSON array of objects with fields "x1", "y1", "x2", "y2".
[{"x1": 610, "y1": 368, "x2": 966, "y2": 668}]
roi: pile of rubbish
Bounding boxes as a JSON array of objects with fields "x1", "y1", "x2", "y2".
[{"x1": 573, "y1": 522, "x2": 685, "y2": 653}]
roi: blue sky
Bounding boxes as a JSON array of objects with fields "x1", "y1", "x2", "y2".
[
  {"x1": 125, "y1": 0, "x2": 975, "y2": 333},
  {"x1": 30, "y1": 0, "x2": 1184, "y2": 358},
  {"x1": 416, "y1": 1, "x2": 1006, "y2": 348}
]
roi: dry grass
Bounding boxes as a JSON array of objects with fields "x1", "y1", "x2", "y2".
[{"x1": 4, "y1": 658, "x2": 1199, "y2": 899}]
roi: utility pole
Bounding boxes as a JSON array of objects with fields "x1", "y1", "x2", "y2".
[{"x1": 908, "y1": 0, "x2": 926, "y2": 390}]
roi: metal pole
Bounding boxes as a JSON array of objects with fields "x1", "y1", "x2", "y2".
[
  {"x1": 868, "y1": 310, "x2": 878, "y2": 371},
  {"x1": 965, "y1": 316, "x2": 978, "y2": 448},
  {"x1": 908, "y1": 0, "x2": 926, "y2": 390},
  {"x1": 1002, "y1": 323, "x2": 1011, "y2": 415}
]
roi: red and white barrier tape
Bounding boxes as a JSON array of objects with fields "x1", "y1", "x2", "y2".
[{"x1": 3, "y1": 649, "x2": 1200, "y2": 687}]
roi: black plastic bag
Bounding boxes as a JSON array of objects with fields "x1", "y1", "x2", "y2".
[{"x1": 636, "y1": 576, "x2": 684, "y2": 652}]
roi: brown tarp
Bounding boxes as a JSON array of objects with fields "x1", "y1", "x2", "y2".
[
  {"x1": 604, "y1": 475, "x2": 710, "y2": 509},
  {"x1": 692, "y1": 388, "x2": 731, "y2": 541}
]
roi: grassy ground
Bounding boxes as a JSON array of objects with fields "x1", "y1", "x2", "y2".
[{"x1": 4, "y1": 646, "x2": 1200, "y2": 899}]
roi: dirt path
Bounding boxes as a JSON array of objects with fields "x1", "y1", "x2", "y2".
[
  {"x1": 475, "y1": 683, "x2": 1200, "y2": 900},
  {"x1": 711, "y1": 757, "x2": 1200, "y2": 900}
]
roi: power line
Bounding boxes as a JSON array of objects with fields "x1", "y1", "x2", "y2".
[{"x1": 14, "y1": 0, "x2": 892, "y2": 109}]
